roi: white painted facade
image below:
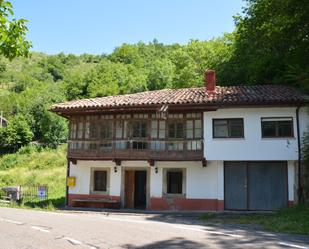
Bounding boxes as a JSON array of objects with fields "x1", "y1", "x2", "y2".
[
  {"x1": 68, "y1": 106, "x2": 309, "y2": 208},
  {"x1": 204, "y1": 107, "x2": 308, "y2": 161},
  {"x1": 69, "y1": 160, "x2": 223, "y2": 200}
]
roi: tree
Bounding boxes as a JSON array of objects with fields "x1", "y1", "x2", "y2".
[
  {"x1": 0, "y1": 114, "x2": 33, "y2": 149},
  {"x1": 0, "y1": 0, "x2": 31, "y2": 59},
  {"x1": 39, "y1": 111, "x2": 68, "y2": 148},
  {"x1": 147, "y1": 58, "x2": 175, "y2": 90},
  {"x1": 230, "y1": 0, "x2": 309, "y2": 92}
]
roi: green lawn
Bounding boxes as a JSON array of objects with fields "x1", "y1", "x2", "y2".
[
  {"x1": 0, "y1": 145, "x2": 67, "y2": 210},
  {"x1": 201, "y1": 205, "x2": 309, "y2": 235}
]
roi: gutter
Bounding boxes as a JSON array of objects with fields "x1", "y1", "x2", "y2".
[{"x1": 296, "y1": 106, "x2": 303, "y2": 203}]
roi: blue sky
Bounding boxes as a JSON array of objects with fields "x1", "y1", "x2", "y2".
[{"x1": 11, "y1": 0, "x2": 244, "y2": 55}]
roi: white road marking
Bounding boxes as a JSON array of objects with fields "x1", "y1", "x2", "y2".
[
  {"x1": 31, "y1": 226, "x2": 50, "y2": 233},
  {"x1": 0, "y1": 218, "x2": 24, "y2": 225},
  {"x1": 64, "y1": 237, "x2": 82, "y2": 245},
  {"x1": 100, "y1": 216, "x2": 149, "y2": 224},
  {"x1": 278, "y1": 242, "x2": 308, "y2": 249},
  {"x1": 172, "y1": 224, "x2": 243, "y2": 238}
]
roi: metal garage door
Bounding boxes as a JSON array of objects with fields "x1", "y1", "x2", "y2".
[{"x1": 224, "y1": 161, "x2": 288, "y2": 210}]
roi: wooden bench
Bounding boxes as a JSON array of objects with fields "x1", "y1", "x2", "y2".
[{"x1": 73, "y1": 198, "x2": 120, "y2": 209}]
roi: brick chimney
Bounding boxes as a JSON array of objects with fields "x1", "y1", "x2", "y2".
[{"x1": 205, "y1": 70, "x2": 216, "y2": 92}]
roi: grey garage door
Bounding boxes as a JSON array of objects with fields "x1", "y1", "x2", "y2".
[{"x1": 224, "y1": 161, "x2": 288, "y2": 210}]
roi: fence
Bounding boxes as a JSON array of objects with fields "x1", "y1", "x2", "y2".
[{"x1": 0, "y1": 185, "x2": 49, "y2": 203}]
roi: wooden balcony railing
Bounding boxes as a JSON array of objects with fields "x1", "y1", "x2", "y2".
[{"x1": 68, "y1": 139, "x2": 203, "y2": 160}]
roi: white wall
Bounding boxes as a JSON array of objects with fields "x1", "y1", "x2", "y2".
[
  {"x1": 68, "y1": 160, "x2": 122, "y2": 196},
  {"x1": 204, "y1": 107, "x2": 309, "y2": 160},
  {"x1": 150, "y1": 161, "x2": 224, "y2": 200},
  {"x1": 69, "y1": 160, "x2": 224, "y2": 200}
]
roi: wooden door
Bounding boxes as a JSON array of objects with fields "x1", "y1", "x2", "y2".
[{"x1": 125, "y1": 170, "x2": 135, "y2": 208}]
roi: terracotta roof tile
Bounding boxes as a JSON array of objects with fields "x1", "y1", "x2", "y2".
[{"x1": 51, "y1": 85, "x2": 306, "y2": 112}]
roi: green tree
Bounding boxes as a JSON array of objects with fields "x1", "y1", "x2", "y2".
[
  {"x1": 0, "y1": 0, "x2": 31, "y2": 59},
  {"x1": 39, "y1": 111, "x2": 68, "y2": 148},
  {"x1": 231, "y1": 0, "x2": 309, "y2": 92},
  {"x1": 0, "y1": 114, "x2": 33, "y2": 149},
  {"x1": 147, "y1": 58, "x2": 175, "y2": 90}
]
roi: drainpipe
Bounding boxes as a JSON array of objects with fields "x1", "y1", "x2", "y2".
[{"x1": 296, "y1": 106, "x2": 303, "y2": 204}]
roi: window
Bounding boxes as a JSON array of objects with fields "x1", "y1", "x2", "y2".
[
  {"x1": 132, "y1": 121, "x2": 147, "y2": 138},
  {"x1": 168, "y1": 122, "x2": 184, "y2": 139},
  {"x1": 186, "y1": 119, "x2": 202, "y2": 150},
  {"x1": 150, "y1": 120, "x2": 166, "y2": 150},
  {"x1": 93, "y1": 170, "x2": 107, "y2": 192},
  {"x1": 100, "y1": 121, "x2": 113, "y2": 139},
  {"x1": 213, "y1": 118, "x2": 244, "y2": 138},
  {"x1": 167, "y1": 171, "x2": 183, "y2": 194},
  {"x1": 130, "y1": 121, "x2": 147, "y2": 149},
  {"x1": 261, "y1": 117, "x2": 294, "y2": 138}
]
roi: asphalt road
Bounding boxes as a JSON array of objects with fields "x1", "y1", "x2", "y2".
[{"x1": 0, "y1": 207, "x2": 308, "y2": 249}]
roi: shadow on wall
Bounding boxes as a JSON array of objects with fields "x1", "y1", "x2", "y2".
[{"x1": 122, "y1": 237, "x2": 205, "y2": 249}]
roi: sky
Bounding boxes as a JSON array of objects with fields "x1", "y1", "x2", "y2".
[{"x1": 11, "y1": 0, "x2": 245, "y2": 55}]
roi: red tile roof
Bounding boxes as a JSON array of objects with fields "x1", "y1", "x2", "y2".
[{"x1": 51, "y1": 85, "x2": 306, "y2": 112}]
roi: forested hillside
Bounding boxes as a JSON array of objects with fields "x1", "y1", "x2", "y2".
[{"x1": 0, "y1": 0, "x2": 308, "y2": 150}]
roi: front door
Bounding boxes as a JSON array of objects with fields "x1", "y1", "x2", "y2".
[{"x1": 124, "y1": 170, "x2": 147, "y2": 209}]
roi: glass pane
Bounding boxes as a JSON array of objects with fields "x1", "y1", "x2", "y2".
[
  {"x1": 278, "y1": 121, "x2": 293, "y2": 137},
  {"x1": 124, "y1": 121, "x2": 128, "y2": 138},
  {"x1": 176, "y1": 123, "x2": 184, "y2": 138},
  {"x1": 116, "y1": 121, "x2": 123, "y2": 138},
  {"x1": 94, "y1": 171, "x2": 107, "y2": 191},
  {"x1": 85, "y1": 122, "x2": 90, "y2": 139},
  {"x1": 186, "y1": 129, "x2": 193, "y2": 139},
  {"x1": 186, "y1": 120, "x2": 193, "y2": 129},
  {"x1": 187, "y1": 141, "x2": 192, "y2": 150},
  {"x1": 229, "y1": 120, "x2": 243, "y2": 138},
  {"x1": 214, "y1": 122, "x2": 228, "y2": 137},
  {"x1": 90, "y1": 124, "x2": 99, "y2": 139},
  {"x1": 195, "y1": 120, "x2": 202, "y2": 129},
  {"x1": 195, "y1": 128, "x2": 202, "y2": 138},
  {"x1": 141, "y1": 122, "x2": 147, "y2": 137},
  {"x1": 262, "y1": 121, "x2": 276, "y2": 137},
  {"x1": 159, "y1": 121, "x2": 165, "y2": 129},
  {"x1": 101, "y1": 122, "x2": 112, "y2": 139},
  {"x1": 168, "y1": 123, "x2": 175, "y2": 138},
  {"x1": 151, "y1": 129, "x2": 157, "y2": 138},
  {"x1": 151, "y1": 121, "x2": 157, "y2": 129},
  {"x1": 77, "y1": 122, "x2": 84, "y2": 139},
  {"x1": 196, "y1": 141, "x2": 202, "y2": 150}
]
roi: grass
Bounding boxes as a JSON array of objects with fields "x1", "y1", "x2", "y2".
[
  {"x1": 0, "y1": 145, "x2": 67, "y2": 210},
  {"x1": 201, "y1": 205, "x2": 309, "y2": 235}
]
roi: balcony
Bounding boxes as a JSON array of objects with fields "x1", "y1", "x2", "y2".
[{"x1": 68, "y1": 139, "x2": 203, "y2": 161}]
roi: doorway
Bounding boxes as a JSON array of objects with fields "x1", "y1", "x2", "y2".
[{"x1": 124, "y1": 170, "x2": 147, "y2": 209}]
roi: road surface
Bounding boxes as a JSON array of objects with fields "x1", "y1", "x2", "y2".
[{"x1": 0, "y1": 207, "x2": 308, "y2": 249}]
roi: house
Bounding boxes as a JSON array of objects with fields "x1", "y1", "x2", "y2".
[{"x1": 51, "y1": 70, "x2": 309, "y2": 211}]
